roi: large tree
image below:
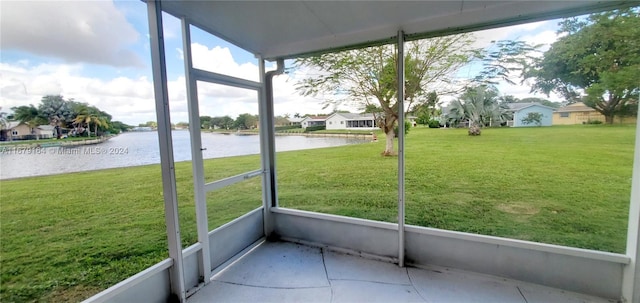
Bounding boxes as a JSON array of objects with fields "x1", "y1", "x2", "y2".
[
  {"x1": 296, "y1": 35, "x2": 477, "y2": 155},
  {"x1": 526, "y1": 8, "x2": 640, "y2": 123},
  {"x1": 38, "y1": 95, "x2": 74, "y2": 138},
  {"x1": 234, "y1": 113, "x2": 258, "y2": 130}
]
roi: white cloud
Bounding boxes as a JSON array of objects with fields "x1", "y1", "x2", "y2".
[
  {"x1": 471, "y1": 20, "x2": 556, "y2": 49},
  {"x1": 189, "y1": 43, "x2": 259, "y2": 82},
  {"x1": 520, "y1": 30, "x2": 559, "y2": 51},
  {"x1": 0, "y1": 1, "x2": 144, "y2": 67},
  {"x1": 1, "y1": 13, "x2": 566, "y2": 126},
  {"x1": 0, "y1": 44, "x2": 326, "y2": 125}
]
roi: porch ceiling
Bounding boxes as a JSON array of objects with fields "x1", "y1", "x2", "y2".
[{"x1": 159, "y1": 0, "x2": 634, "y2": 60}]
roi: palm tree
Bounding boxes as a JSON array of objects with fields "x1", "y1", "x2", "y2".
[
  {"x1": 447, "y1": 86, "x2": 508, "y2": 136},
  {"x1": 74, "y1": 114, "x2": 107, "y2": 137},
  {"x1": 12, "y1": 105, "x2": 46, "y2": 140}
]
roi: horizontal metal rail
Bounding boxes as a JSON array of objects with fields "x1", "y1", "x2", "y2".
[
  {"x1": 272, "y1": 207, "x2": 630, "y2": 265},
  {"x1": 404, "y1": 225, "x2": 630, "y2": 264},
  {"x1": 82, "y1": 258, "x2": 173, "y2": 303},
  {"x1": 204, "y1": 169, "x2": 263, "y2": 193},
  {"x1": 192, "y1": 68, "x2": 261, "y2": 91}
]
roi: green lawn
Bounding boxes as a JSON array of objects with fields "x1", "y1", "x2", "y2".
[{"x1": 0, "y1": 125, "x2": 635, "y2": 302}]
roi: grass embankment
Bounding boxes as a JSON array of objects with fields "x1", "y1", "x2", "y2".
[{"x1": 0, "y1": 125, "x2": 635, "y2": 302}]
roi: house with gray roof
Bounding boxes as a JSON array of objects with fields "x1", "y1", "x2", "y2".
[
  {"x1": 326, "y1": 113, "x2": 377, "y2": 130},
  {"x1": 300, "y1": 115, "x2": 329, "y2": 129},
  {"x1": 505, "y1": 103, "x2": 555, "y2": 127}
]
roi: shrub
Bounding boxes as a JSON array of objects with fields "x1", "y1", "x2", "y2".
[
  {"x1": 304, "y1": 125, "x2": 326, "y2": 132},
  {"x1": 427, "y1": 119, "x2": 441, "y2": 128},
  {"x1": 394, "y1": 120, "x2": 412, "y2": 137},
  {"x1": 275, "y1": 125, "x2": 302, "y2": 131},
  {"x1": 468, "y1": 125, "x2": 481, "y2": 136},
  {"x1": 587, "y1": 119, "x2": 603, "y2": 124}
]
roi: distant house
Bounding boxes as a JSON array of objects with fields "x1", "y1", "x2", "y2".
[
  {"x1": 0, "y1": 122, "x2": 56, "y2": 140},
  {"x1": 406, "y1": 115, "x2": 417, "y2": 127},
  {"x1": 506, "y1": 103, "x2": 554, "y2": 127},
  {"x1": 287, "y1": 117, "x2": 304, "y2": 126},
  {"x1": 132, "y1": 126, "x2": 154, "y2": 132},
  {"x1": 37, "y1": 125, "x2": 56, "y2": 139},
  {"x1": 553, "y1": 102, "x2": 637, "y2": 125},
  {"x1": 4, "y1": 121, "x2": 31, "y2": 140},
  {"x1": 300, "y1": 115, "x2": 328, "y2": 129},
  {"x1": 326, "y1": 113, "x2": 377, "y2": 130}
]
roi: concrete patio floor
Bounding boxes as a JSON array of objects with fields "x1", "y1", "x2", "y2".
[{"x1": 187, "y1": 241, "x2": 615, "y2": 303}]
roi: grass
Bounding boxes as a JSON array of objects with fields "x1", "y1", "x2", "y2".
[{"x1": 0, "y1": 125, "x2": 635, "y2": 302}]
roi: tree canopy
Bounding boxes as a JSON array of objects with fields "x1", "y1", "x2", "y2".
[
  {"x1": 9, "y1": 95, "x2": 128, "y2": 138},
  {"x1": 296, "y1": 34, "x2": 478, "y2": 155},
  {"x1": 526, "y1": 8, "x2": 640, "y2": 123}
]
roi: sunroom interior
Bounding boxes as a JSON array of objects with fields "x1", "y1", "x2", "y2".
[{"x1": 84, "y1": 1, "x2": 640, "y2": 302}]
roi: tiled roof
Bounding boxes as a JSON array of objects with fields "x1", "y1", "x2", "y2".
[
  {"x1": 5, "y1": 121, "x2": 22, "y2": 129},
  {"x1": 304, "y1": 115, "x2": 329, "y2": 121},
  {"x1": 555, "y1": 102, "x2": 596, "y2": 113}
]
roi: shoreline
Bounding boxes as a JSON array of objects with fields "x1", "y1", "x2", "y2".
[
  {"x1": 0, "y1": 135, "x2": 115, "y2": 149},
  {"x1": 209, "y1": 130, "x2": 376, "y2": 139}
]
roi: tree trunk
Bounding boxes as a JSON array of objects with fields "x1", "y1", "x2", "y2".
[
  {"x1": 382, "y1": 128, "x2": 395, "y2": 156},
  {"x1": 605, "y1": 115, "x2": 614, "y2": 124}
]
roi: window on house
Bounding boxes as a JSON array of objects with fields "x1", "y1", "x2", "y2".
[
  {"x1": 340, "y1": 121, "x2": 344, "y2": 124},
  {"x1": 560, "y1": 112, "x2": 569, "y2": 118},
  {"x1": 12, "y1": 130, "x2": 18, "y2": 136}
]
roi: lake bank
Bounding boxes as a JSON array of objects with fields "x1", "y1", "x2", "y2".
[
  {"x1": 0, "y1": 131, "x2": 367, "y2": 180},
  {"x1": 207, "y1": 130, "x2": 377, "y2": 139},
  {"x1": 0, "y1": 135, "x2": 114, "y2": 149}
]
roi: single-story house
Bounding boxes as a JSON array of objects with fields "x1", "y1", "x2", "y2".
[
  {"x1": 37, "y1": 125, "x2": 56, "y2": 139},
  {"x1": 2, "y1": 121, "x2": 32, "y2": 140},
  {"x1": 300, "y1": 115, "x2": 328, "y2": 128},
  {"x1": 326, "y1": 113, "x2": 378, "y2": 130},
  {"x1": 287, "y1": 117, "x2": 303, "y2": 126},
  {"x1": 553, "y1": 102, "x2": 637, "y2": 125},
  {"x1": 0, "y1": 122, "x2": 56, "y2": 140},
  {"x1": 506, "y1": 103, "x2": 554, "y2": 127}
]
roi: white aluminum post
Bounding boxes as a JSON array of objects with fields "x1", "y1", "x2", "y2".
[
  {"x1": 146, "y1": 0, "x2": 186, "y2": 301},
  {"x1": 258, "y1": 58, "x2": 272, "y2": 236},
  {"x1": 623, "y1": 100, "x2": 640, "y2": 303},
  {"x1": 181, "y1": 17, "x2": 212, "y2": 283},
  {"x1": 397, "y1": 30, "x2": 406, "y2": 267},
  {"x1": 258, "y1": 58, "x2": 282, "y2": 237}
]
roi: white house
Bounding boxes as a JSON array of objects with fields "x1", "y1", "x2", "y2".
[
  {"x1": 287, "y1": 117, "x2": 304, "y2": 126},
  {"x1": 326, "y1": 113, "x2": 377, "y2": 130},
  {"x1": 300, "y1": 115, "x2": 328, "y2": 128},
  {"x1": 37, "y1": 125, "x2": 56, "y2": 139}
]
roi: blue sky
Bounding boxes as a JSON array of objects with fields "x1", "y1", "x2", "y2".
[{"x1": 1, "y1": 0, "x2": 564, "y2": 126}]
